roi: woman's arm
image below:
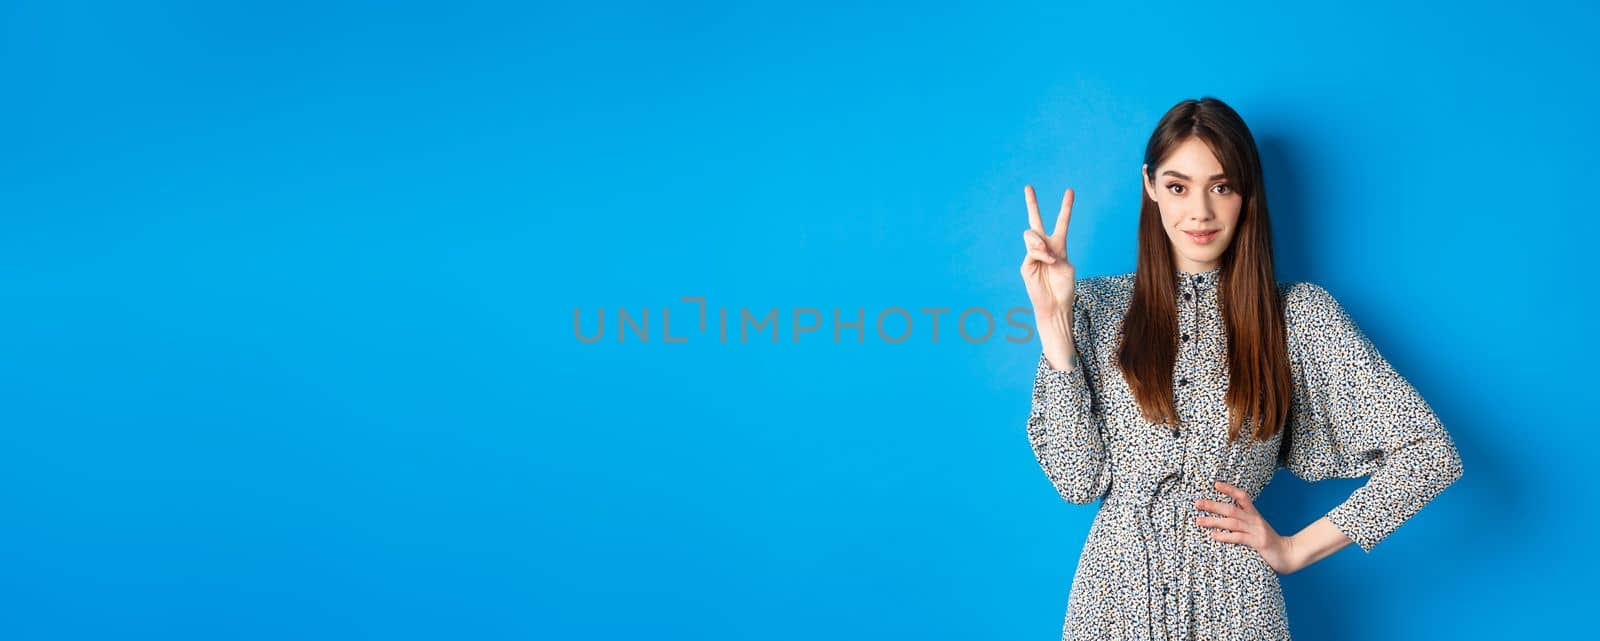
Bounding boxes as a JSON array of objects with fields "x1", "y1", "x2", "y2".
[
  {"x1": 1283, "y1": 516, "x2": 1353, "y2": 572},
  {"x1": 1026, "y1": 282, "x2": 1112, "y2": 504},
  {"x1": 1280, "y1": 282, "x2": 1465, "y2": 554}
]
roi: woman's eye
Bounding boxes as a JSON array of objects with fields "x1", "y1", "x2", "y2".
[
  {"x1": 1166, "y1": 184, "x2": 1184, "y2": 194},
  {"x1": 1213, "y1": 184, "x2": 1232, "y2": 195}
]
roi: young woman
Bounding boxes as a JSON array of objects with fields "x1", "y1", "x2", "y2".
[{"x1": 1017, "y1": 97, "x2": 1464, "y2": 640}]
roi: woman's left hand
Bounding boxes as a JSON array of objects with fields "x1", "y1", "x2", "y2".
[{"x1": 1195, "y1": 481, "x2": 1298, "y2": 574}]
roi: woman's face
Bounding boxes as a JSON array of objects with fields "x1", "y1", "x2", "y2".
[{"x1": 1141, "y1": 136, "x2": 1243, "y2": 273}]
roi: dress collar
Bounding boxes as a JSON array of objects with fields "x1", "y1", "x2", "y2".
[{"x1": 1175, "y1": 265, "x2": 1223, "y2": 293}]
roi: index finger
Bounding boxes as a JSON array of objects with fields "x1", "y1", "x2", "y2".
[
  {"x1": 1053, "y1": 188, "x2": 1074, "y2": 242},
  {"x1": 1214, "y1": 481, "x2": 1255, "y2": 511},
  {"x1": 1024, "y1": 185, "x2": 1045, "y2": 235}
]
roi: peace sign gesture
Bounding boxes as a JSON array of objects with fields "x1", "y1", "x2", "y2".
[{"x1": 1019, "y1": 185, "x2": 1077, "y2": 324}]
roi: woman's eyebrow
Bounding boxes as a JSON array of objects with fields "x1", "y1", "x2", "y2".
[{"x1": 1160, "y1": 170, "x2": 1228, "y2": 180}]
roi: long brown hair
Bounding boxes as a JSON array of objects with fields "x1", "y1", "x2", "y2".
[{"x1": 1117, "y1": 97, "x2": 1292, "y2": 443}]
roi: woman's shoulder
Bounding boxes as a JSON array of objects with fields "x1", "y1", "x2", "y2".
[
  {"x1": 1277, "y1": 279, "x2": 1347, "y2": 328},
  {"x1": 1075, "y1": 270, "x2": 1137, "y2": 306},
  {"x1": 1276, "y1": 280, "x2": 1378, "y2": 372},
  {"x1": 1069, "y1": 272, "x2": 1136, "y2": 341}
]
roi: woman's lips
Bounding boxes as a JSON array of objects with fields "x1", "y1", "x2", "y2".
[{"x1": 1186, "y1": 230, "x2": 1219, "y2": 244}]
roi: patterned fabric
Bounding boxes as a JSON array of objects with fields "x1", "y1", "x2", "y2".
[{"x1": 1026, "y1": 266, "x2": 1463, "y2": 640}]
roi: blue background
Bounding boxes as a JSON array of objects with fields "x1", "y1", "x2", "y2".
[{"x1": 4, "y1": 1, "x2": 1593, "y2": 638}]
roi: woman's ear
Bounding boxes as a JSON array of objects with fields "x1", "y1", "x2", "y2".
[{"x1": 1141, "y1": 163, "x2": 1156, "y2": 201}]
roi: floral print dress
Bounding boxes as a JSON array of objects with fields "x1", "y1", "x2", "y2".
[{"x1": 1026, "y1": 266, "x2": 1464, "y2": 640}]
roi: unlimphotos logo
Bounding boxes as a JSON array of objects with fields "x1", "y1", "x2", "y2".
[{"x1": 574, "y1": 296, "x2": 1043, "y2": 344}]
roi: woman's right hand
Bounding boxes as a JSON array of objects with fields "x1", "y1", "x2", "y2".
[
  {"x1": 1024, "y1": 184, "x2": 1075, "y2": 316},
  {"x1": 1019, "y1": 185, "x2": 1078, "y2": 331}
]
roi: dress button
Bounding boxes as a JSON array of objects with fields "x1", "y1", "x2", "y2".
[
  {"x1": 1181, "y1": 333, "x2": 1190, "y2": 342},
  {"x1": 1183, "y1": 292, "x2": 1192, "y2": 300},
  {"x1": 1178, "y1": 377, "x2": 1189, "y2": 386}
]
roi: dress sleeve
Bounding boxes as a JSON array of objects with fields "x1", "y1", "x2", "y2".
[
  {"x1": 1026, "y1": 280, "x2": 1112, "y2": 504},
  {"x1": 1280, "y1": 282, "x2": 1464, "y2": 552}
]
